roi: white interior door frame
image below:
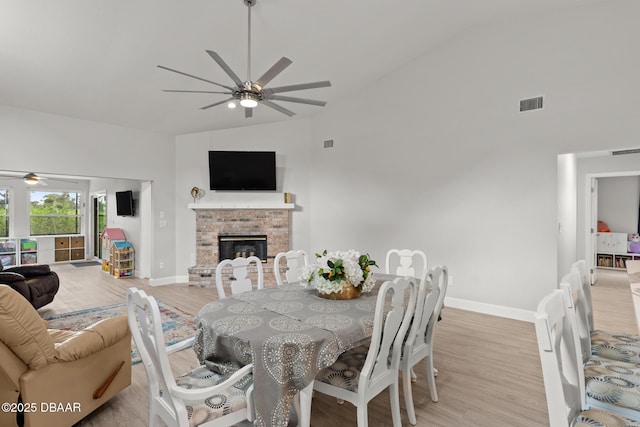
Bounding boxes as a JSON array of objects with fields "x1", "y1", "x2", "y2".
[
  {"x1": 586, "y1": 176, "x2": 598, "y2": 284},
  {"x1": 89, "y1": 190, "x2": 106, "y2": 260},
  {"x1": 139, "y1": 181, "x2": 152, "y2": 278}
]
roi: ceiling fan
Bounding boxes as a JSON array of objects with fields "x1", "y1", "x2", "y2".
[
  {"x1": 157, "y1": 0, "x2": 331, "y2": 118},
  {"x1": 23, "y1": 172, "x2": 47, "y2": 185},
  {"x1": 0, "y1": 172, "x2": 78, "y2": 186}
]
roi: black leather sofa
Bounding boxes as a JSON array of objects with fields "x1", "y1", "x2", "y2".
[{"x1": 0, "y1": 264, "x2": 59, "y2": 309}]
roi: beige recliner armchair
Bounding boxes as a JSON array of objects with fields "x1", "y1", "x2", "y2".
[{"x1": 0, "y1": 285, "x2": 131, "y2": 427}]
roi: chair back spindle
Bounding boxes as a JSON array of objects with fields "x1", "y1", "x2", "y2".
[
  {"x1": 385, "y1": 249, "x2": 427, "y2": 278},
  {"x1": 274, "y1": 250, "x2": 309, "y2": 286},
  {"x1": 216, "y1": 256, "x2": 264, "y2": 299}
]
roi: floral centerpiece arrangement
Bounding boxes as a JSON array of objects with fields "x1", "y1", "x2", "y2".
[{"x1": 300, "y1": 249, "x2": 378, "y2": 300}]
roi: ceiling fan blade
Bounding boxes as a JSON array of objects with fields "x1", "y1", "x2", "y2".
[
  {"x1": 245, "y1": 108, "x2": 253, "y2": 119},
  {"x1": 206, "y1": 50, "x2": 243, "y2": 87},
  {"x1": 48, "y1": 178, "x2": 79, "y2": 184},
  {"x1": 255, "y1": 57, "x2": 292, "y2": 88},
  {"x1": 200, "y1": 97, "x2": 235, "y2": 110},
  {"x1": 266, "y1": 81, "x2": 332, "y2": 94},
  {"x1": 157, "y1": 65, "x2": 235, "y2": 91},
  {"x1": 163, "y1": 90, "x2": 232, "y2": 94},
  {"x1": 268, "y1": 95, "x2": 327, "y2": 107},
  {"x1": 261, "y1": 100, "x2": 296, "y2": 117}
]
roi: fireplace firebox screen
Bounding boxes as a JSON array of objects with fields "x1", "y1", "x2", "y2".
[{"x1": 218, "y1": 235, "x2": 268, "y2": 263}]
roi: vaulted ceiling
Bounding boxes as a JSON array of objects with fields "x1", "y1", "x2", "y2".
[{"x1": 0, "y1": 0, "x2": 608, "y2": 135}]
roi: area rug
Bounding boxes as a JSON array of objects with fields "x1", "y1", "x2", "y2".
[
  {"x1": 44, "y1": 301, "x2": 198, "y2": 365},
  {"x1": 71, "y1": 261, "x2": 101, "y2": 267}
]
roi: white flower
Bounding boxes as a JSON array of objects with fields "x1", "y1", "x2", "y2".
[
  {"x1": 361, "y1": 272, "x2": 376, "y2": 292},
  {"x1": 302, "y1": 249, "x2": 376, "y2": 295},
  {"x1": 299, "y1": 264, "x2": 316, "y2": 282}
]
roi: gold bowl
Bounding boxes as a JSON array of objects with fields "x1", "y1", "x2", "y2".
[{"x1": 317, "y1": 282, "x2": 362, "y2": 300}]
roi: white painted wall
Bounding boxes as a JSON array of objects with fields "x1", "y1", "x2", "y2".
[
  {"x1": 597, "y1": 176, "x2": 640, "y2": 233},
  {"x1": 174, "y1": 119, "x2": 313, "y2": 279},
  {"x1": 0, "y1": 104, "x2": 176, "y2": 279},
  {"x1": 305, "y1": 0, "x2": 640, "y2": 314},
  {"x1": 558, "y1": 154, "x2": 578, "y2": 279}
]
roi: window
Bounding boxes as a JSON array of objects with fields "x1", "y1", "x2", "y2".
[
  {"x1": 0, "y1": 189, "x2": 8, "y2": 237},
  {"x1": 30, "y1": 191, "x2": 82, "y2": 235}
]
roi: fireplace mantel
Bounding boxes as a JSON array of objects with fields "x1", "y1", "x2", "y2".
[{"x1": 189, "y1": 202, "x2": 295, "y2": 210}]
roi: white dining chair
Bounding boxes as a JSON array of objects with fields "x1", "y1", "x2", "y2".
[
  {"x1": 571, "y1": 260, "x2": 594, "y2": 329},
  {"x1": 274, "y1": 250, "x2": 309, "y2": 286},
  {"x1": 535, "y1": 289, "x2": 640, "y2": 427},
  {"x1": 385, "y1": 249, "x2": 427, "y2": 278},
  {"x1": 400, "y1": 265, "x2": 448, "y2": 425},
  {"x1": 126, "y1": 287, "x2": 255, "y2": 427},
  {"x1": 215, "y1": 256, "x2": 264, "y2": 299},
  {"x1": 560, "y1": 269, "x2": 592, "y2": 362},
  {"x1": 306, "y1": 277, "x2": 418, "y2": 427},
  {"x1": 569, "y1": 260, "x2": 640, "y2": 365},
  {"x1": 560, "y1": 268, "x2": 640, "y2": 420}
]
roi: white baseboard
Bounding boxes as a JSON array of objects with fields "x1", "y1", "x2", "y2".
[
  {"x1": 444, "y1": 296, "x2": 535, "y2": 323},
  {"x1": 149, "y1": 275, "x2": 185, "y2": 287}
]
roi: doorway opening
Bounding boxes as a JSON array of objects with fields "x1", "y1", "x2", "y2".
[
  {"x1": 92, "y1": 193, "x2": 106, "y2": 260},
  {"x1": 586, "y1": 173, "x2": 640, "y2": 283},
  {"x1": 557, "y1": 151, "x2": 640, "y2": 284}
]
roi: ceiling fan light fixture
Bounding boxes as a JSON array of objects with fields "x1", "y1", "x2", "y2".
[
  {"x1": 227, "y1": 101, "x2": 237, "y2": 109},
  {"x1": 24, "y1": 173, "x2": 39, "y2": 185},
  {"x1": 239, "y1": 93, "x2": 258, "y2": 108}
]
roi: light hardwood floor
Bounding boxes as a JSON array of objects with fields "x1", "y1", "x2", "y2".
[
  {"x1": 590, "y1": 268, "x2": 639, "y2": 335},
  {"x1": 39, "y1": 263, "x2": 636, "y2": 427}
]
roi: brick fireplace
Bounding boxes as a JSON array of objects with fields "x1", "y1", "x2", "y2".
[{"x1": 188, "y1": 204, "x2": 292, "y2": 287}]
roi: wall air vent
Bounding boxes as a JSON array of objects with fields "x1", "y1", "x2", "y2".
[
  {"x1": 519, "y1": 96, "x2": 543, "y2": 112},
  {"x1": 323, "y1": 139, "x2": 334, "y2": 148},
  {"x1": 611, "y1": 148, "x2": 640, "y2": 156}
]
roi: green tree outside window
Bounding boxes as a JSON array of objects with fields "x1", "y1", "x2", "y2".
[
  {"x1": 30, "y1": 191, "x2": 82, "y2": 235},
  {"x1": 0, "y1": 189, "x2": 8, "y2": 237}
]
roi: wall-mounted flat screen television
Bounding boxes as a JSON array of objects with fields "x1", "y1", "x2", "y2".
[
  {"x1": 115, "y1": 190, "x2": 135, "y2": 216},
  {"x1": 209, "y1": 151, "x2": 276, "y2": 191}
]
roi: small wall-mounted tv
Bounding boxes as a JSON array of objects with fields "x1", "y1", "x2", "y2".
[
  {"x1": 209, "y1": 151, "x2": 276, "y2": 191},
  {"x1": 115, "y1": 190, "x2": 135, "y2": 216}
]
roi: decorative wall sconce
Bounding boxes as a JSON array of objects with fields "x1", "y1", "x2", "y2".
[{"x1": 191, "y1": 186, "x2": 204, "y2": 203}]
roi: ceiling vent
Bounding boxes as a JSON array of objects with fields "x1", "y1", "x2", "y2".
[
  {"x1": 519, "y1": 96, "x2": 543, "y2": 112},
  {"x1": 611, "y1": 148, "x2": 640, "y2": 156}
]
